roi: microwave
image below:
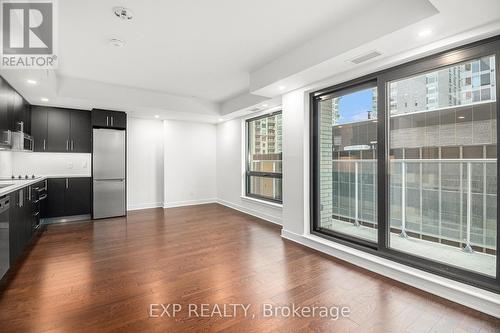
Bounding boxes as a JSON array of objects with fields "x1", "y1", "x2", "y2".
[
  {"x1": 0, "y1": 130, "x2": 12, "y2": 149},
  {"x1": 11, "y1": 131, "x2": 33, "y2": 151}
]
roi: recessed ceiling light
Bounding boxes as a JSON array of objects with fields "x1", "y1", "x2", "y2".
[
  {"x1": 113, "y1": 7, "x2": 133, "y2": 20},
  {"x1": 218, "y1": 118, "x2": 224, "y2": 122},
  {"x1": 262, "y1": 104, "x2": 269, "y2": 107},
  {"x1": 27, "y1": 79, "x2": 37, "y2": 85},
  {"x1": 417, "y1": 29, "x2": 432, "y2": 38},
  {"x1": 109, "y1": 38, "x2": 125, "y2": 47},
  {"x1": 278, "y1": 86, "x2": 286, "y2": 91},
  {"x1": 40, "y1": 97, "x2": 49, "y2": 102},
  {"x1": 458, "y1": 116, "x2": 465, "y2": 119},
  {"x1": 154, "y1": 115, "x2": 159, "y2": 119}
]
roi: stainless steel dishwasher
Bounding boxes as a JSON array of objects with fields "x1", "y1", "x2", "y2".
[{"x1": 0, "y1": 195, "x2": 10, "y2": 279}]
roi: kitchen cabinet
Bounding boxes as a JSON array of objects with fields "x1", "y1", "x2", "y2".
[
  {"x1": 8, "y1": 187, "x2": 34, "y2": 264},
  {"x1": 0, "y1": 76, "x2": 31, "y2": 135},
  {"x1": 45, "y1": 178, "x2": 66, "y2": 218},
  {"x1": 0, "y1": 78, "x2": 10, "y2": 132},
  {"x1": 31, "y1": 106, "x2": 48, "y2": 151},
  {"x1": 70, "y1": 110, "x2": 92, "y2": 152},
  {"x1": 47, "y1": 108, "x2": 70, "y2": 152},
  {"x1": 92, "y1": 109, "x2": 126, "y2": 129},
  {"x1": 31, "y1": 106, "x2": 91, "y2": 153},
  {"x1": 45, "y1": 178, "x2": 91, "y2": 218}
]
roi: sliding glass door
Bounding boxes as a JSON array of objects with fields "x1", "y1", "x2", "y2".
[
  {"x1": 311, "y1": 37, "x2": 500, "y2": 292},
  {"x1": 316, "y1": 83, "x2": 378, "y2": 243},
  {"x1": 388, "y1": 55, "x2": 497, "y2": 277}
]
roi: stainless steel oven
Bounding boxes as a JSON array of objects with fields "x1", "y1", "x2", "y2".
[{"x1": 32, "y1": 180, "x2": 47, "y2": 231}]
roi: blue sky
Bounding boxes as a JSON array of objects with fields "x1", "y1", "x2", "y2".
[{"x1": 336, "y1": 89, "x2": 374, "y2": 125}]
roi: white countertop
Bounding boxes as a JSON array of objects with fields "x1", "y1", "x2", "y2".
[{"x1": 0, "y1": 175, "x2": 91, "y2": 196}]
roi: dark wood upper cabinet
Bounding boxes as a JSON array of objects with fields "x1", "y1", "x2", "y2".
[
  {"x1": 31, "y1": 106, "x2": 91, "y2": 153},
  {"x1": 70, "y1": 110, "x2": 91, "y2": 153},
  {"x1": 47, "y1": 108, "x2": 70, "y2": 152},
  {"x1": 0, "y1": 76, "x2": 30, "y2": 134},
  {"x1": 92, "y1": 109, "x2": 126, "y2": 129},
  {"x1": 0, "y1": 78, "x2": 8, "y2": 131},
  {"x1": 31, "y1": 106, "x2": 48, "y2": 151}
]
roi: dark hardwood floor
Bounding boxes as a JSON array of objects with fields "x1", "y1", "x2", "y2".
[{"x1": 0, "y1": 204, "x2": 498, "y2": 332}]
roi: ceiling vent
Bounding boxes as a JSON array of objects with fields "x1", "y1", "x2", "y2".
[
  {"x1": 113, "y1": 7, "x2": 133, "y2": 20},
  {"x1": 350, "y1": 51, "x2": 381, "y2": 65}
]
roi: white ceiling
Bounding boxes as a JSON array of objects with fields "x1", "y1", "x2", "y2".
[
  {"x1": 1, "y1": 0, "x2": 500, "y2": 123},
  {"x1": 58, "y1": 0, "x2": 378, "y2": 103}
]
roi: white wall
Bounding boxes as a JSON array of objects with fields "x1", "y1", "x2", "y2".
[
  {"x1": 216, "y1": 117, "x2": 282, "y2": 225},
  {"x1": 11, "y1": 152, "x2": 91, "y2": 177},
  {"x1": 127, "y1": 117, "x2": 164, "y2": 210},
  {"x1": 163, "y1": 120, "x2": 217, "y2": 207},
  {"x1": 281, "y1": 90, "x2": 308, "y2": 234}
]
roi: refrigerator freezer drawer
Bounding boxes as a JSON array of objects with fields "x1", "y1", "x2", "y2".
[{"x1": 93, "y1": 180, "x2": 126, "y2": 219}]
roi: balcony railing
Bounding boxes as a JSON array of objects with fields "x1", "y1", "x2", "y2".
[{"x1": 331, "y1": 158, "x2": 497, "y2": 253}]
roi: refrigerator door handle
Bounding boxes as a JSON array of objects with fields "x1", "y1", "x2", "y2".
[{"x1": 94, "y1": 179, "x2": 124, "y2": 182}]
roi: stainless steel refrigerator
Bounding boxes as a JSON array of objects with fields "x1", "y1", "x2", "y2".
[{"x1": 93, "y1": 128, "x2": 126, "y2": 219}]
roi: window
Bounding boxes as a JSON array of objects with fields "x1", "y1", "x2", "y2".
[
  {"x1": 246, "y1": 111, "x2": 282, "y2": 203},
  {"x1": 311, "y1": 37, "x2": 500, "y2": 292},
  {"x1": 316, "y1": 83, "x2": 378, "y2": 242},
  {"x1": 388, "y1": 55, "x2": 497, "y2": 277}
]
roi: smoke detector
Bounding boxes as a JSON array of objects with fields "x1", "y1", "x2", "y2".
[
  {"x1": 109, "y1": 38, "x2": 125, "y2": 47},
  {"x1": 113, "y1": 7, "x2": 133, "y2": 20}
]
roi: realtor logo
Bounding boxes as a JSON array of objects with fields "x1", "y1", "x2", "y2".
[{"x1": 1, "y1": 0, "x2": 57, "y2": 69}]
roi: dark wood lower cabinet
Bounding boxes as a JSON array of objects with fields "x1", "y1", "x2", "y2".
[
  {"x1": 66, "y1": 178, "x2": 91, "y2": 216},
  {"x1": 8, "y1": 187, "x2": 34, "y2": 265},
  {"x1": 44, "y1": 177, "x2": 91, "y2": 218}
]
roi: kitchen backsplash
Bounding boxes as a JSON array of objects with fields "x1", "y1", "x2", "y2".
[
  {"x1": 0, "y1": 151, "x2": 13, "y2": 178},
  {"x1": 11, "y1": 152, "x2": 92, "y2": 177}
]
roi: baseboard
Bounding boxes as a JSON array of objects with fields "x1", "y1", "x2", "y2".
[
  {"x1": 127, "y1": 202, "x2": 163, "y2": 211},
  {"x1": 281, "y1": 229, "x2": 500, "y2": 318},
  {"x1": 217, "y1": 198, "x2": 282, "y2": 226},
  {"x1": 163, "y1": 198, "x2": 217, "y2": 208}
]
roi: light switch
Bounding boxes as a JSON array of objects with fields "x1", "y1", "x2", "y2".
[{"x1": 68, "y1": 162, "x2": 74, "y2": 169}]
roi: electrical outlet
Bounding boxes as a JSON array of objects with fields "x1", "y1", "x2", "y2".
[
  {"x1": 68, "y1": 162, "x2": 74, "y2": 169},
  {"x1": 82, "y1": 161, "x2": 88, "y2": 168}
]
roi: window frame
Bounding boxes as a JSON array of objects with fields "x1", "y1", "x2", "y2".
[
  {"x1": 245, "y1": 111, "x2": 283, "y2": 204},
  {"x1": 310, "y1": 36, "x2": 500, "y2": 293}
]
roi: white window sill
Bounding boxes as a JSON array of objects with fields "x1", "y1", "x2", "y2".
[{"x1": 240, "y1": 196, "x2": 283, "y2": 209}]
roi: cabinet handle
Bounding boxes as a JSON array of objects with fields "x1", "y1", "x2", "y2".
[
  {"x1": 71, "y1": 140, "x2": 74, "y2": 150},
  {"x1": 43, "y1": 139, "x2": 46, "y2": 150},
  {"x1": 19, "y1": 190, "x2": 23, "y2": 207},
  {"x1": 106, "y1": 116, "x2": 109, "y2": 126},
  {"x1": 111, "y1": 116, "x2": 114, "y2": 127},
  {"x1": 66, "y1": 178, "x2": 69, "y2": 189},
  {"x1": 66, "y1": 140, "x2": 69, "y2": 151}
]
